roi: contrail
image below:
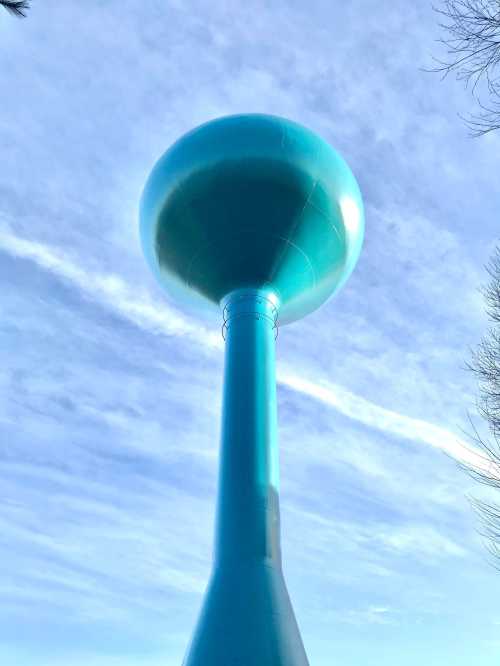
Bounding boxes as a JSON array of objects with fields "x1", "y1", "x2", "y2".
[
  {"x1": 277, "y1": 370, "x2": 490, "y2": 471},
  {"x1": 0, "y1": 225, "x2": 490, "y2": 473}
]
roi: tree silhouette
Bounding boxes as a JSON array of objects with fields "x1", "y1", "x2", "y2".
[
  {"x1": 459, "y1": 247, "x2": 500, "y2": 568},
  {"x1": 430, "y1": 0, "x2": 500, "y2": 136},
  {"x1": 0, "y1": 1, "x2": 30, "y2": 18}
]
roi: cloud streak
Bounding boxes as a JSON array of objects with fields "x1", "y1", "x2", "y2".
[{"x1": 0, "y1": 224, "x2": 488, "y2": 474}]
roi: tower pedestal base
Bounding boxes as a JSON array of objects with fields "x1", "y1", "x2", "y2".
[{"x1": 183, "y1": 560, "x2": 309, "y2": 666}]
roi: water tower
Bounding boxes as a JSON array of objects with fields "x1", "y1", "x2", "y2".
[{"x1": 140, "y1": 114, "x2": 364, "y2": 665}]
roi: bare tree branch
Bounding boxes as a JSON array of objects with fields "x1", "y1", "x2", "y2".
[
  {"x1": 427, "y1": 1, "x2": 500, "y2": 135},
  {"x1": 459, "y1": 245, "x2": 500, "y2": 567},
  {"x1": 0, "y1": 0, "x2": 30, "y2": 18}
]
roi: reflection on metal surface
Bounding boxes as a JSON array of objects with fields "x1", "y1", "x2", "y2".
[{"x1": 140, "y1": 114, "x2": 364, "y2": 665}]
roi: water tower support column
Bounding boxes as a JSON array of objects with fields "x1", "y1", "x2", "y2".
[
  {"x1": 217, "y1": 287, "x2": 281, "y2": 566},
  {"x1": 183, "y1": 287, "x2": 310, "y2": 666}
]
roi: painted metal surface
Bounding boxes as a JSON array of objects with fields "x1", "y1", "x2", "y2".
[
  {"x1": 139, "y1": 114, "x2": 364, "y2": 664},
  {"x1": 140, "y1": 113, "x2": 364, "y2": 325},
  {"x1": 183, "y1": 288, "x2": 308, "y2": 665}
]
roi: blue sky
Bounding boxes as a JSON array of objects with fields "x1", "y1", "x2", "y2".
[{"x1": 1, "y1": 1, "x2": 500, "y2": 664}]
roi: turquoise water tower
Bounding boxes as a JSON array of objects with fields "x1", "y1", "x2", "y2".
[{"x1": 140, "y1": 114, "x2": 364, "y2": 665}]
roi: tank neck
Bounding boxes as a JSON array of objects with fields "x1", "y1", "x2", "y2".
[{"x1": 220, "y1": 287, "x2": 280, "y2": 340}]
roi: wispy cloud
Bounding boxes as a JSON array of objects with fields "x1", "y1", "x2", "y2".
[
  {"x1": 0, "y1": 224, "x2": 488, "y2": 475},
  {"x1": 278, "y1": 369, "x2": 489, "y2": 471},
  {"x1": 340, "y1": 605, "x2": 398, "y2": 626},
  {"x1": 285, "y1": 505, "x2": 467, "y2": 568},
  {"x1": 3, "y1": 1, "x2": 500, "y2": 663}
]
